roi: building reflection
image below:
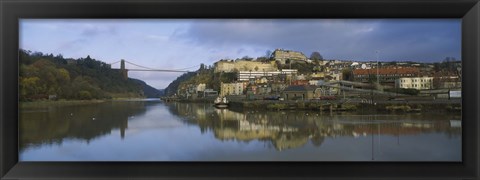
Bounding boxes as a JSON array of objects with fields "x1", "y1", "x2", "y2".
[{"x1": 170, "y1": 102, "x2": 461, "y2": 151}]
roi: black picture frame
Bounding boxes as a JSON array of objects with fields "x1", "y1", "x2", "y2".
[{"x1": 1, "y1": 0, "x2": 479, "y2": 179}]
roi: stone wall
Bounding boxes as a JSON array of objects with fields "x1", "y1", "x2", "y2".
[{"x1": 214, "y1": 60, "x2": 277, "y2": 73}]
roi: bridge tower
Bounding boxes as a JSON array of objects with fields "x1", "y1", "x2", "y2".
[{"x1": 120, "y1": 59, "x2": 128, "y2": 80}]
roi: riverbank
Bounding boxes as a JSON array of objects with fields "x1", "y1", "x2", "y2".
[{"x1": 19, "y1": 99, "x2": 107, "y2": 109}]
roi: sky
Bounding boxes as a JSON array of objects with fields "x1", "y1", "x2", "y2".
[{"x1": 20, "y1": 19, "x2": 461, "y2": 89}]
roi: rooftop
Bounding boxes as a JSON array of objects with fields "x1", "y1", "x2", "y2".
[
  {"x1": 353, "y1": 67, "x2": 419, "y2": 75},
  {"x1": 284, "y1": 85, "x2": 317, "y2": 92}
]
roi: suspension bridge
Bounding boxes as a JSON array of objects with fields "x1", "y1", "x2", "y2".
[{"x1": 108, "y1": 59, "x2": 199, "y2": 79}]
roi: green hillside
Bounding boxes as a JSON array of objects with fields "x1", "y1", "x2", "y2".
[{"x1": 19, "y1": 49, "x2": 159, "y2": 101}]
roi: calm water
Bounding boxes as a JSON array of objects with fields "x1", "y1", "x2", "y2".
[{"x1": 19, "y1": 99, "x2": 461, "y2": 161}]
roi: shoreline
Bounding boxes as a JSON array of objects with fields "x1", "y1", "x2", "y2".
[
  {"x1": 172, "y1": 98, "x2": 461, "y2": 113},
  {"x1": 228, "y1": 100, "x2": 462, "y2": 113},
  {"x1": 19, "y1": 97, "x2": 163, "y2": 108},
  {"x1": 19, "y1": 99, "x2": 108, "y2": 109}
]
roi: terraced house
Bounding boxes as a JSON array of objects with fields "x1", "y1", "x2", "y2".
[
  {"x1": 353, "y1": 67, "x2": 420, "y2": 86},
  {"x1": 395, "y1": 77, "x2": 434, "y2": 90},
  {"x1": 220, "y1": 82, "x2": 244, "y2": 96}
]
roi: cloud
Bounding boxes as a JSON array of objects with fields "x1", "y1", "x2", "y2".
[
  {"x1": 145, "y1": 35, "x2": 169, "y2": 41},
  {"x1": 58, "y1": 38, "x2": 89, "y2": 52},
  {"x1": 80, "y1": 24, "x2": 118, "y2": 37},
  {"x1": 21, "y1": 19, "x2": 461, "y2": 89},
  {"x1": 174, "y1": 19, "x2": 379, "y2": 50},
  {"x1": 173, "y1": 19, "x2": 460, "y2": 62}
]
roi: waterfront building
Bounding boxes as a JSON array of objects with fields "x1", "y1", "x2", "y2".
[
  {"x1": 220, "y1": 82, "x2": 244, "y2": 96},
  {"x1": 196, "y1": 83, "x2": 206, "y2": 92},
  {"x1": 256, "y1": 84, "x2": 272, "y2": 95},
  {"x1": 395, "y1": 77, "x2": 434, "y2": 90},
  {"x1": 203, "y1": 89, "x2": 218, "y2": 97},
  {"x1": 281, "y1": 85, "x2": 318, "y2": 100}
]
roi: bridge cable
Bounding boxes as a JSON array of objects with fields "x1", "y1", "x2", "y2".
[
  {"x1": 125, "y1": 61, "x2": 158, "y2": 70},
  {"x1": 108, "y1": 60, "x2": 121, "y2": 65},
  {"x1": 126, "y1": 60, "x2": 200, "y2": 71},
  {"x1": 171, "y1": 64, "x2": 201, "y2": 71}
]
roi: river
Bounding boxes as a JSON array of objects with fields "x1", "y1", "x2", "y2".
[{"x1": 19, "y1": 99, "x2": 462, "y2": 161}]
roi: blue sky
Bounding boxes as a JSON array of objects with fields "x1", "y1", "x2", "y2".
[{"x1": 20, "y1": 19, "x2": 461, "y2": 89}]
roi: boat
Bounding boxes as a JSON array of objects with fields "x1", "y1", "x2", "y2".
[{"x1": 214, "y1": 96, "x2": 229, "y2": 108}]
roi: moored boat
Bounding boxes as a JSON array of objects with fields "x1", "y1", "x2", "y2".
[{"x1": 214, "y1": 96, "x2": 229, "y2": 108}]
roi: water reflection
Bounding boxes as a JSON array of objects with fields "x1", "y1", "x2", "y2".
[
  {"x1": 169, "y1": 103, "x2": 461, "y2": 151},
  {"x1": 19, "y1": 100, "x2": 462, "y2": 161},
  {"x1": 20, "y1": 101, "x2": 153, "y2": 151}
]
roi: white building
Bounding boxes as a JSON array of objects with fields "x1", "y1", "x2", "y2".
[
  {"x1": 196, "y1": 83, "x2": 206, "y2": 92},
  {"x1": 238, "y1": 69, "x2": 297, "y2": 81},
  {"x1": 395, "y1": 77, "x2": 434, "y2": 90}
]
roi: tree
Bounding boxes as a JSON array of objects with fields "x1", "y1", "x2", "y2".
[
  {"x1": 256, "y1": 57, "x2": 270, "y2": 62},
  {"x1": 310, "y1": 51, "x2": 324, "y2": 61},
  {"x1": 19, "y1": 49, "x2": 145, "y2": 100},
  {"x1": 342, "y1": 68, "x2": 354, "y2": 81},
  {"x1": 19, "y1": 76, "x2": 41, "y2": 99},
  {"x1": 275, "y1": 61, "x2": 282, "y2": 70},
  {"x1": 265, "y1": 50, "x2": 272, "y2": 59},
  {"x1": 78, "y1": 91, "x2": 92, "y2": 100},
  {"x1": 285, "y1": 59, "x2": 292, "y2": 69},
  {"x1": 56, "y1": 68, "x2": 71, "y2": 84},
  {"x1": 241, "y1": 56, "x2": 253, "y2": 61},
  {"x1": 433, "y1": 62, "x2": 441, "y2": 72},
  {"x1": 199, "y1": 63, "x2": 206, "y2": 71}
]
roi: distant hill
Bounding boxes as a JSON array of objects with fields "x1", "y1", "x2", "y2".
[
  {"x1": 130, "y1": 79, "x2": 162, "y2": 98},
  {"x1": 157, "y1": 89, "x2": 165, "y2": 96},
  {"x1": 164, "y1": 72, "x2": 197, "y2": 96}
]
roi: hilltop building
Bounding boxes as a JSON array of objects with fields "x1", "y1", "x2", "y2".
[{"x1": 272, "y1": 49, "x2": 308, "y2": 64}]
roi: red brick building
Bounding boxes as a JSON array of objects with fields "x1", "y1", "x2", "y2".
[{"x1": 353, "y1": 67, "x2": 420, "y2": 84}]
